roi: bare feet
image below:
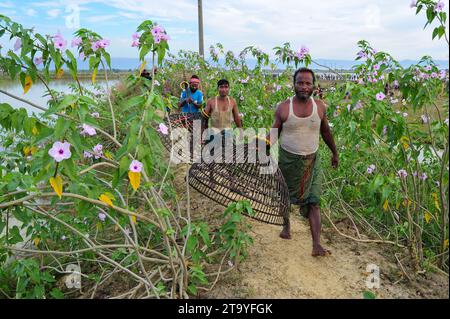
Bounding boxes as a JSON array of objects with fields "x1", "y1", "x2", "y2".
[
  {"x1": 312, "y1": 245, "x2": 332, "y2": 257},
  {"x1": 279, "y1": 226, "x2": 291, "y2": 239}
]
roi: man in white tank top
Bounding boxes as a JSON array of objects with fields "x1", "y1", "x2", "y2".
[{"x1": 267, "y1": 68, "x2": 338, "y2": 257}]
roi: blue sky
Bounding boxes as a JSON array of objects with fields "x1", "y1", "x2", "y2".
[{"x1": 0, "y1": 0, "x2": 449, "y2": 61}]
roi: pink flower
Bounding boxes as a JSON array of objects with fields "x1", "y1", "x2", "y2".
[
  {"x1": 53, "y1": 32, "x2": 67, "y2": 51},
  {"x1": 373, "y1": 64, "x2": 380, "y2": 71},
  {"x1": 397, "y1": 169, "x2": 408, "y2": 179},
  {"x1": 132, "y1": 33, "x2": 140, "y2": 41},
  {"x1": 434, "y1": 0, "x2": 445, "y2": 12},
  {"x1": 48, "y1": 141, "x2": 72, "y2": 162},
  {"x1": 14, "y1": 38, "x2": 22, "y2": 51},
  {"x1": 93, "y1": 144, "x2": 103, "y2": 159},
  {"x1": 83, "y1": 151, "x2": 93, "y2": 159},
  {"x1": 421, "y1": 115, "x2": 429, "y2": 123},
  {"x1": 129, "y1": 160, "x2": 143, "y2": 173},
  {"x1": 151, "y1": 25, "x2": 164, "y2": 37},
  {"x1": 382, "y1": 125, "x2": 388, "y2": 135},
  {"x1": 444, "y1": 118, "x2": 449, "y2": 126},
  {"x1": 91, "y1": 112, "x2": 100, "y2": 118},
  {"x1": 80, "y1": 124, "x2": 97, "y2": 136},
  {"x1": 419, "y1": 172, "x2": 428, "y2": 181},
  {"x1": 431, "y1": 72, "x2": 438, "y2": 78},
  {"x1": 439, "y1": 70, "x2": 447, "y2": 79},
  {"x1": 425, "y1": 65, "x2": 432, "y2": 71},
  {"x1": 376, "y1": 92, "x2": 385, "y2": 101},
  {"x1": 71, "y1": 37, "x2": 82, "y2": 48},
  {"x1": 367, "y1": 164, "x2": 376, "y2": 174},
  {"x1": 402, "y1": 112, "x2": 408, "y2": 117},
  {"x1": 34, "y1": 56, "x2": 43, "y2": 65},
  {"x1": 98, "y1": 39, "x2": 110, "y2": 48},
  {"x1": 131, "y1": 40, "x2": 140, "y2": 47},
  {"x1": 295, "y1": 45, "x2": 309, "y2": 59},
  {"x1": 91, "y1": 41, "x2": 101, "y2": 52},
  {"x1": 160, "y1": 33, "x2": 171, "y2": 41},
  {"x1": 410, "y1": 0, "x2": 417, "y2": 8},
  {"x1": 79, "y1": 52, "x2": 85, "y2": 60},
  {"x1": 357, "y1": 50, "x2": 367, "y2": 59},
  {"x1": 157, "y1": 123, "x2": 169, "y2": 135},
  {"x1": 98, "y1": 212, "x2": 106, "y2": 222}
]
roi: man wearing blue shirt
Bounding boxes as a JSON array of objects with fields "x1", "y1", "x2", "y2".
[{"x1": 178, "y1": 75, "x2": 204, "y2": 113}]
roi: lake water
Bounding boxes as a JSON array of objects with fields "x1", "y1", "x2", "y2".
[{"x1": 0, "y1": 78, "x2": 120, "y2": 115}]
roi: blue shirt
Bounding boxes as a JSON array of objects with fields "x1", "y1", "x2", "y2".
[{"x1": 180, "y1": 89, "x2": 203, "y2": 113}]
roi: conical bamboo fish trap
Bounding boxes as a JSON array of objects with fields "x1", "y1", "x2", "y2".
[
  {"x1": 159, "y1": 112, "x2": 207, "y2": 163},
  {"x1": 188, "y1": 136, "x2": 289, "y2": 226}
]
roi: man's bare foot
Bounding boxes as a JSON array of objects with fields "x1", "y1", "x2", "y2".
[
  {"x1": 279, "y1": 226, "x2": 291, "y2": 239},
  {"x1": 311, "y1": 245, "x2": 332, "y2": 257}
]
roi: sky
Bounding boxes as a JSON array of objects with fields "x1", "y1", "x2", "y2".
[{"x1": 0, "y1": 0, "x2": 449, "y2": 61}]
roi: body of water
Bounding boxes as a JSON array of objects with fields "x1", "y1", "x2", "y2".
[{"x1": 0, "y1": 78, "x2": 120, "y2": 114}]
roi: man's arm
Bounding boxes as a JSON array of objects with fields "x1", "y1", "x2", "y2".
[
  {"x1": 178, "y1": 91, "x2": 188, "y2": 109},
  {"x1": 318, "y1": 101, "x2": 338, "y2": 168},
  {"x1": 265, "y1": 103, "x2": 284, "y2": 145},
  {"x1": 232, "y1": 98, "x2": 243, "y2": 128}
]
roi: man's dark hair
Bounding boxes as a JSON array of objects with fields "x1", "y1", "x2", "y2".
[
  {"x1": 293, "y1": 67, "x2": 316, "y2": 85},
  {"x1": 217, "y1": 79, "x2": 229, "y2": 87},
  {"x1": 141, "y1": 69, "x2": 152, "y2": 80},
  {"x1": 191, "y1": 75, "x2": 200, "y2": 80}
]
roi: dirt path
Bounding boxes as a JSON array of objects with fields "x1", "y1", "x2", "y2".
[{"x1": 173, "y1": 164, "x2": 449, "y2": 299}]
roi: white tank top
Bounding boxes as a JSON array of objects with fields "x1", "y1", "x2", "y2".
[{"x1": 280, "y1": 96, "x2": 321, "y2": 155}]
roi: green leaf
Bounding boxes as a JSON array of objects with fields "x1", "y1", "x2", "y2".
[
  {"x1": 50, "y1": 288, "x2": 65, "y2": 299},
  {"x1": 363, "y1": 291, "x2": 376, "y2": 299}
]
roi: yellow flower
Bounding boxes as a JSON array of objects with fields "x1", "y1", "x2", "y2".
[{"x1": 50, "y1": 175, "x2": 63, "y2": 199}]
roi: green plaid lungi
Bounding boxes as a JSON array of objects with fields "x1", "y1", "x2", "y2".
[{"x1": 278, "y1": 147, "x2": 322, "y2": 218}]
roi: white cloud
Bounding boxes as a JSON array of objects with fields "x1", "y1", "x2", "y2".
[
  {"x1": 47, "y1": 9, "x2": 62, "y2": 18},
  {"x1": 85, "y1": 15, "x2": 118, "y2": 23},
  {"x1": 25, "y1": 9, "x2": 37, "y2": 17}
]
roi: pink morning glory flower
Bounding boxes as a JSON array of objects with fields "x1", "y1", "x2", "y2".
[
  {"x1": 129, "y1": 160, "x2": 143, "y2": 173},
  {"x1": 435, "y1": 1, "x2": 445, "y2": 12},
  {"x1": 151, "y1": 25, "x2": 164, "y2": 37},
  {"x1": 376, "y1": 92, "x2": 386, "y2": 101},
  {"x1": 131, "y1": 40, "x2": 140, "y2": 47},
  {"x1": 14, "y1": 38, "x2": 22, "y2": 51},
  {"x1": 83, "y1": 151, "x2": 93, "y2": 159},
  {"x1": 79, "y1": 52, "x2": 85, "y2": 60},
  {"x1": 444, "y1": 118, "x2": 449, "y2": 126},
  {"x1": 53, "y1": 32, "x2": 67, "y2": 51},
  {"x1": 357, "y1": 51, "x2": 367, "y2": 59},
  {"x1": 91, "y1": 41, "x2": 101, "y2": 52},
  {"x1": 439, "y1": 70, "x2": 446, "y2": 79},
  {"x1": 93, "y1": 144, "x2": 103, "y2": 159},
  {"x1": 91, "y1": 112, "x2": 100, "y2": 118},
  {"x1": 373, "y1": 64, "x2": 380, "y2": 71},
  {"x1": 34, "y1": 56, "x2": 43, "y2": 65},
  {"x1": 419, "y1": 172, "x2": 428, "y2": 181},
  {"x1": 425, "y1": 65, "x2": 432, "y2": 71},
  {"x1": 132, "y1": 33, "x2": 140, "y2": 41},
  {"x1": 295, "y1": 45, "x2": 309, "y2": 59},
  {"x1": 382, "y1": 125, "x2": 388, "y2": 135},
  {"x1": 71, "y1": 37, "x2": 82, "y2": 48},
  {"x1": 48, "y1": 141, "x2": 72, "y2": 162},
  {"x1": 397, "y1": 169, "x2": 408, "y2": 179},
  {"x1": 157, "y1": 123, "x2": 169, "y2": 135},
  {"x1": 421, "y1": 115, "x2": 429, "y2": 123},
  {"x1": 98, "y1": 212, "x2": 106, "y2": 222},
  {"x1": 367, "y1": 164, "x2": 376, "y2": 174},
  {"x1": 80, "y1": 124, "x2": 97, "y2": 136}
]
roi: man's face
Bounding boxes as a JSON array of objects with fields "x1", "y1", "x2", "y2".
[
  {"x1": 218, "y1": 84, "x2": 229, "y2": 97},
  {"x1": 294, "y1": 72, "x2": 315, "y2": 101},
  {"x1": 189, "y1": 81, "x2": 199, "y2": 92}
]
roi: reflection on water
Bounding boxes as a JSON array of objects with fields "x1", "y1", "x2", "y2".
[{"x1": 0, "y1": 78, "x2": 120, "y2": 114}]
